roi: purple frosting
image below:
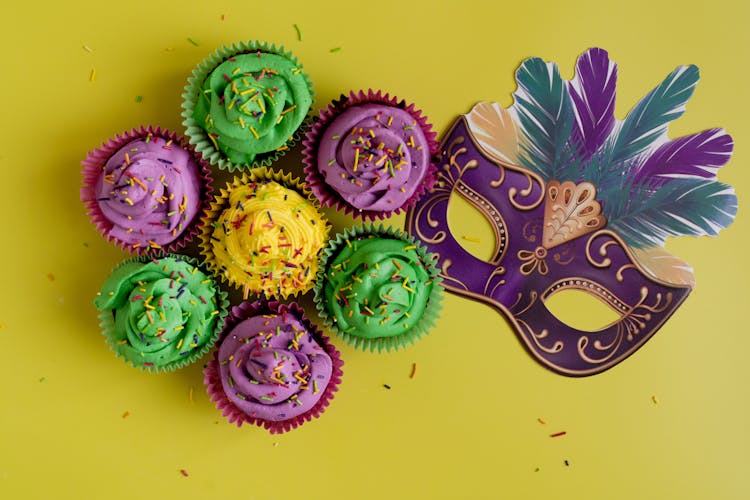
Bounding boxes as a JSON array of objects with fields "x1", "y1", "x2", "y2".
[
  {"x1": 94, "y1": 136, "x2": 202, "y2": 247},
  {"x1": 218, "y1": 313, "x2": 333, "y2": 422},
  {"x1": 317, "y1": 103, "x2": 430, "y2": 211}
]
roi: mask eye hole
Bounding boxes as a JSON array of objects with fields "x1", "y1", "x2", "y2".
[
  {"x1": 447, "y1": 190, "x2": 497, "y2": 262},
  {"x1": 544, "y1": 288, "x2": 623, "y2": 332},
  {"x1": 448, "y1": 184, "x2": 508, "y2": 264}
]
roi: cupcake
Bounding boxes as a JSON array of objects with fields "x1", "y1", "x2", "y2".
[
  {"x1": 302, "y1": 89, "x2": 438, "y2": 219},
  {"x1": 199, "y1": 168, "x2": 329, "y2": 298},
  {"x1": 80, "y1": 126, "x2": 212, "y2": 254},
  {"x1": 94, "y1": 255, "x2": 228, "y2": 372},
  {"x1": 204, "y1": 300, "x2": 343, "y2": 433},
  {"x1": 182, "y1": 40, "x2": 313, "y2": 171},
  {"x1": 314, "y1": 224, "x2": 443, "y2": 352}
]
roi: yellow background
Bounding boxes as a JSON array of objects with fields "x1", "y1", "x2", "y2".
[{"x1": 2, "y1": 0, "x2": 748, "y2": 498}]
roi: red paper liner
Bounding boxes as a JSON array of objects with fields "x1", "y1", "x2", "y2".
[
  {"x1": 80, "y1": 125, "x2": 214, "y2": 255},
  {"x1": 302, "y1": 89, "x2": 439, "y2": 220},
  {"x1": 203, "y1": 300, "x2": 344, "y2": 434}
]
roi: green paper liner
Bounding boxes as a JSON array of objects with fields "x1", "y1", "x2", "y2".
[
  {"x1": 181, "y1": 40, "x2": 315, "y2": 172},
  {"x1": 96, "y1": 253, "x2": 229, "y2": 374},
  {"x1": 313, "y1": 223, "x2": 443, "y2": 352},
  {"x1": 198, "y1": 167, "x2": 331, "y2": 299}
]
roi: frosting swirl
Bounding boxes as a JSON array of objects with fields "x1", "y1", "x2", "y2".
[
  {"x1": 95, "y1": 257, "x2": 222, "y2": 368},
  {"x1": 218, "y1": 311, "x2": 333, "y2": 421},
  {"x1": 94, "y1": 135, "x2": 202, "y2": 249},
  {"x1": 317, "y1": 103, "x2": 431, "y2": 211},
  {"x1": 209, "y1": 180, "x2": 328, "y2": 297},
  {"x1": 323, "y1": 236, "x2": 435, "y2": 338},
  {"x1": 192, "y1": 52, "x2": 312, "y2": 164}
]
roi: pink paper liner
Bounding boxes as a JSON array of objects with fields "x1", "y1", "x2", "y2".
[
  {"x1": 302, "y1": 89, "x2": 438, "y2": 220},
  {"x1": 80, "y1": 125, "x2": 214, "y2": 255},
  {"x1": 203, "y1": 300, "x2": 344, "y2": 434}
]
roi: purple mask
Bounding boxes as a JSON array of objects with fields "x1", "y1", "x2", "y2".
[{"x1": 406, "y1": 48, "x2": 737, "y2": 376}]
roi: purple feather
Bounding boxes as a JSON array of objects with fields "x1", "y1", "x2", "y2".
[
  {"x1": 568, "y1": 48, "x2": 617, "y2": 159},
  {"x1": 633, "y1": 128, "x2": 733, "y2": 185}
]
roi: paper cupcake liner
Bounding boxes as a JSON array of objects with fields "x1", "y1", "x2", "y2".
[
  {"x1": 80, "y1": 125, "x2": 214, "y2": 255},
  {"x1": 203, "y1": 300, "x2": 344, "y2": 433},
  {"x1": 97, "y1": 253, "x2": 229, "y2": 374},
  {"x1": 198, "y1": 167, "x2": 331, "y2": 298},
  {"x1": 181, "y1": 40, "x2": 315, "y2": 172},
  {"x1": 302, "y1": 89, "x2": 439, "y2": 220},
  {"x1": 313, "y1": 223, "x2": 443, "y2": 352}
]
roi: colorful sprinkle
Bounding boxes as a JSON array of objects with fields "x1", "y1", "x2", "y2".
[
  {"x1": 293, "y1": 24, "x2": 302, "y2": 41},
  {"x1": 329, "y1": 47, "x2": 342, "y2": 53},
  {"x1": 180, "y1": 469, "x2": 189, "y2": 477},
  {"x1": 410, "y1": 363, "x2": 417, "y2": 379},
  {"x1": 187, "y1": 37, "x2": 200, "y2": 46},
  {"x1": 550, "y1": 431, "x2": 567, "y2": 438},
  {"x1": 89, "y1": 68, "x2": 96, "y2": 82}
]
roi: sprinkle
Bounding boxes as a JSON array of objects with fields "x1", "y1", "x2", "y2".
[
  {"x1": 651, "y1": 395, "x2": 659, "y2": 405},
  {"x1": 550, "y1": 431, "x2": 567, "y2": 438},
  {"x1": 189, "y1": 387, "x2": 194, "y2": 403},
  {"x1": 82, "y1": 44, "x2": 93, "y2": 52},
  {"x1": 535, "y1": 467, "x2": 540, "y2": 473},
  {"x1": 89, "y1": 68, "x2": 96, "y2": 82},
  {"x1": 462, "y1": 235, "x2": 481, "y2": 243},
  {"x1": 410, "y1": 363, "x2": 417, "y2": 379},
  {"x1": 387, "y1": 115, "x2": 394, "y2": 127},
  {"x1": 538, "y1": 418, "x2": 546, "y2": 424},
  {"x1": 383, "y1": 384, "x2": 391, "y2": 390},
  {"x1": 121, "y1": 411, "x2": 130, "y2": 419},
  {"x1": 187, "y1": 37, "x2": 200, "y2": 46},
  {"x1": 293, "y1": 24, "x2": 302, "y2": 41},
  {"x1": 281, "y1": 105, "x2": 297, "y2": 115},
  {"x1": 329, "y1": 47, "x2": 341, "y2": 53},
  {"x1": 39, "y1": 377, "x2": 46, "y2": 383},
  {"x1": 312, "y1": 379, "x2": 319, "y2": 394},
  {"x1": 47, "y1": 273, "x2": 55, "y2": 281},
  {"x1": 180, "y1": 469, "x2": 189, "y2": 477},
  {"x1": 135, "y1": 95, "x2": 143, "y2": 103},
  {"x1": 564, "y1": 460, "x2": 570, "y2": 467},
  {"x1": 250, "y1": 126, "x2": 259, "y2": 139},
  {"x1": 403, "y1": 245, "x2": 416, "y2": 251}
]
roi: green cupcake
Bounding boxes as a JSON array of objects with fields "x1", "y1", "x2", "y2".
[
  {"x1": 314, "y1": 224, "x2": 443, "y2": 352},
  {"x1": 183, "y1": 41, "x2": 313, "y2": 170},
  {"x1": 95, "y1": 255, "x2": 228, "y2": 372}
]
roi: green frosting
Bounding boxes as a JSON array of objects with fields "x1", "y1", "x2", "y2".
[
  {"x1": 323, "y1": 237, "x2": 434, "y2": 338},
  {"x1": 94, "y1": 257, "x2": 222, "y2": 369},
  {"x1": 192, "y1": 52, "x2": 312, "y2": 164}
]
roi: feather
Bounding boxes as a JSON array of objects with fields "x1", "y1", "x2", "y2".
[
  {"x1": 610, "y1": 65, "x2": 700, "y2": 164},
  {"x1": 569, "y1": 48, "x2": 617, "y2": 159},
  {"x1": 512, "y1": 57, "x2": 577, "y2": 181},
  {"x1": 604, "y1": 178, "x2": 738, "y2": 248},
  {"x1": 632, "y1": 128, "x2": 733, "y2": 185},
  {"x1": 630, "y1": 247, "x2": 695, "y2": 287},
  {"x1": 465, "y1": 102, "x2": 521, "y2": 165}
]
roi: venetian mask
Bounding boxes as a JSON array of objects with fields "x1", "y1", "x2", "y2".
[{"x1": 405, "y1": 48, "x2": 737, "y2": 376}]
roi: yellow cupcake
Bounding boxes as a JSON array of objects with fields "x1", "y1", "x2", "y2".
[{"x1": 200, "y1": 169, "x2": 329, "y2": 298}]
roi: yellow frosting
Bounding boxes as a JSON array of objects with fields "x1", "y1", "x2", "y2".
[{"x1": 210, "y1": 180, "x2": 328, "y2": 297}]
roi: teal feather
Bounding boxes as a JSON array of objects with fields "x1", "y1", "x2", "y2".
[
  {"x1": 513, "y1": 57, "x2": 578, "y2": 181},
  {"x1": 604, "y1": 178, "x2": 737, "y2": 248},
  {"x1": 610, "y1": 65, "x2": 700, "y2": 164}
]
